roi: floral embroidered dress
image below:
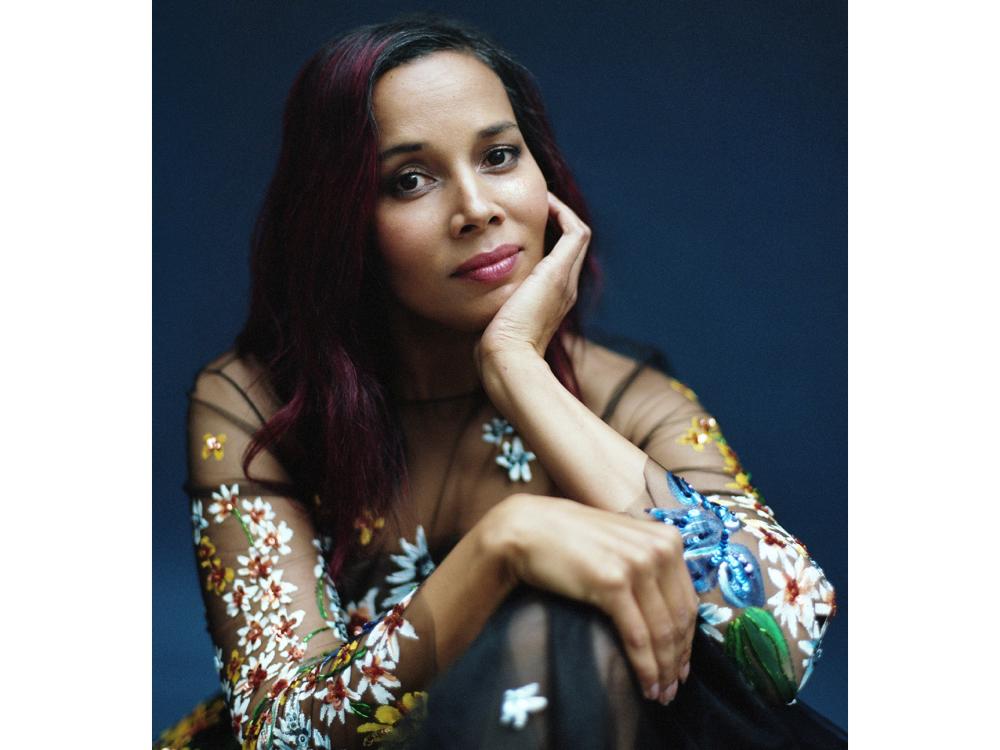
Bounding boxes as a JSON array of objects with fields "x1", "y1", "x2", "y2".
[{"x1": 157, "y1": 340, "x2": 841, "y2": 749}]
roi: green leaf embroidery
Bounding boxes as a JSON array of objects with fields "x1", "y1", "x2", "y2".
[
  {"x1": 315, "y1": 577, "x2": 330, "y2": 620},
  {"x1": 724, "y1": 607, "x2": 797, "y2": 704},
  {"x1": 230, "y1": 506, "x2": 255, "y2": 547}
]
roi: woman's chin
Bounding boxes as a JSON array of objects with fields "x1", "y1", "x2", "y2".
[
  {"x1": 469, "y1": 284, "x2": 520, "y2": 330},
  {"x1": 392, "y1": 281, "x2": 522, "y2": 336}
]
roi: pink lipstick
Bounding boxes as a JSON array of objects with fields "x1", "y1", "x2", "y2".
[{"x1": 452, "y1": 244, "x2": 521, "y2": 283}]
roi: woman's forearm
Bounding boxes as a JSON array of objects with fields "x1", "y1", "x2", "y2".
[
  {"x1": 479, "y1": 346, "x2": 649, "y2": 512},
  {"x1": 414, "y1": 505, "x2": 518, "y2": 671}
]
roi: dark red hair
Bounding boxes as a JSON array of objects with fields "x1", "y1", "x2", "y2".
[{"x1": 236, "y1": 15, "x2": 601, "y2": 577}]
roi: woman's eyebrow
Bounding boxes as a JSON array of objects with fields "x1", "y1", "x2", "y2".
[
  {"x1": 477, "y1": 120, "x2": 518, "y2": 138},
  {"x1": 378, "y1": 120, "x2": 519, "y2": 162}
]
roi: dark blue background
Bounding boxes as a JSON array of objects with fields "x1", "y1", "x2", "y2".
[{"x1": 154, "y1": 0, "x2": 846, "y2": 737}]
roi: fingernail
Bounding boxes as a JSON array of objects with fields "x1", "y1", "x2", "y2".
[
  {"x1": 680, "y1": 662, "x2": 691, "y2": 683},
  {"x1": 645, "y1": 682, "x2": 660, "y2": 701},
  {"x1": 659, "y1": 680, "x2": 678, "y2": 705}
]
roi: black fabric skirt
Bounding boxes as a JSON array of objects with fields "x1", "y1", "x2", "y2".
[{"x1": 405, "y1": 588, "x2": 847, "y2": 749}]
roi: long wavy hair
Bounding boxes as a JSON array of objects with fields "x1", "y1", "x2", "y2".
[{"x1": 236, "y1": 15, "x2": 601, "y2": 578}]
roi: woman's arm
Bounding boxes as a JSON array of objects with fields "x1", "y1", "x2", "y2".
[
  {"x1": 187, "y1": 364, "x2": 520, "y2": 748},
  {"x1": 188, "y1": 360, "x2": 693, "y2": 748},
  {"x1": 475, "y1": 193, "x2": 836, "y2": 703},
  {"x1": 479, "y1": 347, "x2": 647, "y2": 512},
  {"x1": 474, "y1": 192, "x2": 651, "y2": 512}
]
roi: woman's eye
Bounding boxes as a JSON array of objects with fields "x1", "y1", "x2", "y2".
[
  {"x1": 393, "y1": 171, "x2": 430, "y2": 195},
  {"x1": 483, "y1": 146, "x2": 520, "y2": 169}
]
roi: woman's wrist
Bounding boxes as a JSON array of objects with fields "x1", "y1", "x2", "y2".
[
  {"x1": 476, "y1": 494, "x2": 526, "y2": 587},
  {"x1": 477, "y1": 345, "x2": 554, "y2": 417},
  {"x1": 418, "y1": 502, "x2": 521, "y2": 671}
]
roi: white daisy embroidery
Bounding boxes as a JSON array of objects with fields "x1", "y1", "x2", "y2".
[
  {"x1": 767, "y1": 554, "x2": 822, "y2": 638},
  {"x1": 482, "y1": 417, "x2": 515, "y2": 445},
  {"x1": 497, "y1": 436, "x2": 536, "y2": 482},
  {"x1": 255, "y1": 519, "x2": 295, "y2": 557},
  {"x1": 241, "y1": 496, "x2": 276, "y2": 535},
  {"x1": 258, "y1": 568, "x2": 299, "y2": 611},
  {"x1": 237, "y1": 549, "x2": 278, "y2": 586},
  {"x1": 343, "y1": 586, "x2": 380, "y2": 636},
  {"x1": 208, "y1": 483, "x2": 240, "y2": 523},
  {"x1": 267, "y1": 608, "x2": 305, "y2": 651},
  {"x1": 500, "y1": 682, "x2": 548, "y2": 730},
  {"x1": 383, "y1": 526, "x2": 436, "y2": 608},
  {"x1": 740, "y1": 518, "x2": 797, "y2": 564},
  {"x1": 229, "y1": 692, "x2": 251, "y2": 744},
  {"x1": 223, "y1": 579, "x2": 257, "y2": 617},
  {"x1": 797, "y1": 620, "x2": 825, "y2": 690},
  {"x1": 814, "y1": 576, "x2": 836, "y2": 619},
  {"x1": 698, "y1": 601, "x2": 733, "y2": 642},
  {"x1": 279, "y1": 636, "x2": 308, "y2": 665},
  {"x1": 236, "y1": 611, "x2": 271, "y2": 654},
  {"x1": 239, "y1": 648, "x2": 279, "y2": 695},
  {"x1": 366, "y1": 590, "x2": 419, "y2": 663},
  {"x1": 315, "y1": 669, "x2": 361, "y2": 726},
  {"x1": 355, "y1": 650, "x2": 400, "y2": 705}
]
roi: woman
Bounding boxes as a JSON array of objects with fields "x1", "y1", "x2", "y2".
[{"x1": 161, "y1": 16, "x2": 844, "y2": 749}]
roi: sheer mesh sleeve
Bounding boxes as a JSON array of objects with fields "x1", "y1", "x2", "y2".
[
  {"x1": 186, "y1": 359, "x2": 436, "y2": 748},
  {"x1": 607, "y1": 364, "x2": 836, "y2": 704}
]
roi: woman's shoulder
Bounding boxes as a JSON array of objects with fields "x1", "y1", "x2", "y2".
[
  {"x1": 566, "y1": 333, "x2": 697, "y2": 422},
  {"x1": 189, "y1": 349, "x2": 283, "y2": 426},
  {"x1": 187, "y1": 349, "x2": 296, "y2": 486}
]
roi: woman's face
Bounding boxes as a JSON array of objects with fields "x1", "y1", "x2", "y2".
[{"x1": 372, "y1": 50, "x2": 550, "y2": 333}]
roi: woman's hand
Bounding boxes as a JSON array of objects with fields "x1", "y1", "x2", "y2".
[
  {"x1": 482, "y1": 493, "x2": 698, "y2": 705},
  {"x1": 475, "y1": 192, "x2": 590, "y2": 373}
]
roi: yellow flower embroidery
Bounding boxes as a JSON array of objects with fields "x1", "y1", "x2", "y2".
[
  {"x1": 196, "y1": 535, "x2": 217, "y2": 568},
  {"x1": 676, "y1": 416, "x2": 721, "y2": 451},
  {"x1": 355, "y1": 511, "x2": 386, "y2": 546},
  {"x1": 197, "y1": 537, "x2": 234, "y2": 595},
  {"x1": 225, "y1": 648, "x2": 243, "y2": 686},
  {"x1": 712, "y1": 441, "x2": 766, "y2": 503},
  {"x1": 669, "y1": 378, "x2": 697, "y2": 401},
  {"x1": 357, "y1": 691, "x2": 428, "y2": 744},
  {"x1": 728, "y1": 470, "x2": 754, "y2": 492},
  {"x1": 152, "y1": 695, "x2": 227, "y2": 750},
  {"x1": 716, "y1": 442, "x2": 742, "y2": 475},
  {"x1": 329, "y1": 638, "x2": 362, "y2": 673},
  {"x1": 205, "y1": 558, "x2": 234, "y2": 595},
  {"x1": 201, "y1": 433, "x2": 227, "y2": 461}
]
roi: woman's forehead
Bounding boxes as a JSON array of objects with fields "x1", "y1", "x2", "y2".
[{"x1": 372, "y1": 51, "x2": 514, "y2": 143}]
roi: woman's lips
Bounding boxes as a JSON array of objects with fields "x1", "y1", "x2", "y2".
[{"x1": 452, "y1": 244, "x2": 521, "y2": 283}]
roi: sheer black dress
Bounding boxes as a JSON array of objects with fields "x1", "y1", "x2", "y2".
[{"x1": 155, "y1": 337, "x2": 845, "y2": 749}]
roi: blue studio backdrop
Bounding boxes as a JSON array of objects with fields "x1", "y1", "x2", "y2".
[{"x1": 154, "y1": 0, "x2": 846, "y2": 737}]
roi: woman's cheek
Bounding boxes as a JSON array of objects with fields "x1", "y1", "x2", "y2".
[
  {"x1": 514, "y1": 170, "x2": 551, "y2": 240},
  {"x1": 374, "y1": 208, "x2": 420, "y2": 271}
]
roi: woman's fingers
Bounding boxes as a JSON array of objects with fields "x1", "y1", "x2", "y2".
[
  {"x1": 546, "y1": 192, "x2": 590, "y2": 285},
  {"x1": 631, "y1": 567, "x2": 684, "y2": 703},
  {"x1": 593, "y1": 527, "x2": 687, "y2": 704},
  {"x1": 616, "y1": 518, "x2": 695, "y2": 700},
  {"x1": 641, "y1": 522, "x2": 697, "y2": 686},
  {"x1": 663, "y1": 580, "x2": 695, "y2": 687},
  {"x1": 476, "y1": 193, "x2": 589, "y2": 360},
  {"x1": 500, "y1": 495, "x2": 698, "y2": 704},
  {"x1": 603, "y1": 584, "x2": 660, "y2": 699}
]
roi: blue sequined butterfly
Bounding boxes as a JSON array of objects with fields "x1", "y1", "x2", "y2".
[{"x1": 646, "y1": 473, "x2": 765, "y2": 609}]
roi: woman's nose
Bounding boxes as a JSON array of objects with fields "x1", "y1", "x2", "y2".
[{"x1": 450, "y1": 173, "x2": 505, "y2": 238}]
